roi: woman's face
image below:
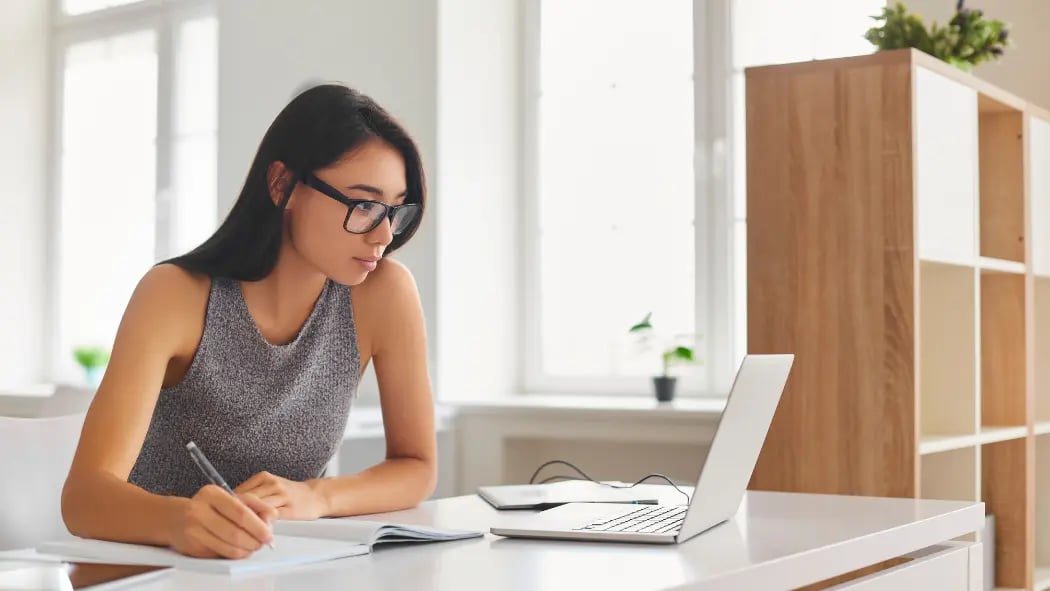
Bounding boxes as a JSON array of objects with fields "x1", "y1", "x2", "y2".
[{"x1": 284, "y1": 139, "x2": 409, "y2": 286}]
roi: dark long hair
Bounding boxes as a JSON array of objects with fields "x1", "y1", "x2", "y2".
[{"x1": 166, "y1": 84, "x2": 426, "y2": 280}]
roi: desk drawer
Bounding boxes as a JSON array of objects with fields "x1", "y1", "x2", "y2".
[{"x1": 830, "y1": 542, "x2": 979, "y2": 591}]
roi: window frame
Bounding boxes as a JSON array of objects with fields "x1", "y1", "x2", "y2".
[
  {"x1": 46, "y1": 0, "x2": 217, "y2": 381},
  {"x1": 520, "y1": 0, "x2": 738, "y2": 397}
]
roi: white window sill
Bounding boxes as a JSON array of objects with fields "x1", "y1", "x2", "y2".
[{"x1": 446, "y1": 393, "x2": 726, "y2": 421}]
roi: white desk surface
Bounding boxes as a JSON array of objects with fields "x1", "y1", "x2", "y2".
[{"x1": 13, "y1": 485, "x2": 983, "y2": 591}]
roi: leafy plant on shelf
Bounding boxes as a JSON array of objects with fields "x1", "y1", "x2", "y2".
[
  {"x1": 628, "y1": 312, "x2": 698, "y2": 378},
  {"x1": 73, "y1": 346, "x2": 110, "y2": 369},
  {"x1": 864, "y1": 1, "x2": 1009, "y2": 71}
]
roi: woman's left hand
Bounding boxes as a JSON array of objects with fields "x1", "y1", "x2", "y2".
[{"x1": 234, "y1": 472, "x2": 329, "y2": 520}]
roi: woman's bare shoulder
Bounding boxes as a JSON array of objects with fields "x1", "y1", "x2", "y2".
[
  {"x1": 134, "y1": 264, "x2": 211, "y2": 307},
  {"x1": 120, "y1": 264, "x2": 212, "y2": 346}
]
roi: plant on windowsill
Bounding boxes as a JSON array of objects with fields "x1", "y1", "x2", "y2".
[
  {"x1": 73, "y1": 346, "x2": 110, "y2": 388},
  {"x1": 628, "y1": 312, "x2": 701, "y2": 403},
  {"x1": 864, "y1": 1, "x2": 1010, "y2": 72}
]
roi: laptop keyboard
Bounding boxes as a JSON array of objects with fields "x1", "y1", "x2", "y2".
[{"x1": 574, "y1": 505, "x2": 688, "y2": 535}]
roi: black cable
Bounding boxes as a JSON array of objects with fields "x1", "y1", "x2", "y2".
[{"x1": 528, "y1": 459, "x2": 692, "y2": 505}]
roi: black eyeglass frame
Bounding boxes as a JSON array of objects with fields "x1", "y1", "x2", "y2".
[{"x1": 300, "y1": 172, "x2": 420, "y2": 235}]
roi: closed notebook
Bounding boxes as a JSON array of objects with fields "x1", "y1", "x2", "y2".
[
  {"x1": 36, "y1": 535, "x2": 369, "y2": 575},
  {"x1": 273, "y1": 519, "x2": 483, "y2": 549},
  {"x1": 477, "y1": 480, "x2": 659, "y2": 510}
]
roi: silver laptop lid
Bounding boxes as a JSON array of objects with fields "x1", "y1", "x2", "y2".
[{"x1": 676, "y1": 354, "x2": 793, "y2": 542}]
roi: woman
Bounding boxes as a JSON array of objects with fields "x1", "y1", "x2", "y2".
[{"x1": 61, "y1": 84, "x2": 436, "y2": 559}]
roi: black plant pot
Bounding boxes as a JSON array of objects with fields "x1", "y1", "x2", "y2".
[{"x1": 653, "y1": 376, "x2": 677, "y2": 402}]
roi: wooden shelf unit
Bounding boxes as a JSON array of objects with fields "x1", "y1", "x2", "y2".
[{"x1": 745, "y1": 48, "x2": 1050, "y2": 590}]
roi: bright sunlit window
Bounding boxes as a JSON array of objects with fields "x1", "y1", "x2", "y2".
[
  {"x1": 528, "y1": 0, "x2": 698, "y2": 391},
  {"x1": 53, "y1": 3, "x2": 217, "y2": 381},
  {"x1": 526, "y1": 0, "x2": 889, "y2": 395}
]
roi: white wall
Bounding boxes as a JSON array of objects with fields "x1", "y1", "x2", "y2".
[
  {"x1": 217, "y1": 0, "x2": 439, "y2": 402},
  {"x1": 435, "y1": 0, "x2": 522, "y2": 401},
  {"x1": 896, "y1": 0, "x2": 1050, "y2": 110},
  {"x1": 218, "y1": 0, "x2": 523, "y2": 405},
  {"x1": 0, "y1": 0, "x2": 48, "y2": 388}
]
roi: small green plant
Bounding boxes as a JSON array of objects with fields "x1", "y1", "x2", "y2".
[
  {"x1": 864, "y1": 1, "x2": 1009, "y2": 71},
  {"x1": 73, "y1": 346, "x2": 110, "y2": 369},
  {"x1": 628, "y1": 312, "x2": 699, "y2": 377}
]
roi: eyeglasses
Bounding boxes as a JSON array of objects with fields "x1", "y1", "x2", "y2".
[{"x1": 300, "y1": 172, "x2": 421, "y2": 235}]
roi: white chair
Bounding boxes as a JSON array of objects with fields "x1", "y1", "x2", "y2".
[{"x1": 0, "y1": 412, "x2": 85, "y2": 550}]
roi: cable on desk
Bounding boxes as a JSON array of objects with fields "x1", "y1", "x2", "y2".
[{"x1": 528, "y1": 459, "x2": 692, "y2": 505}]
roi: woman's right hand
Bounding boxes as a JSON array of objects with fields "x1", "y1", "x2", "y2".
[{"x1": 168, "y1": 484, "x2": 277, "y2": 558}]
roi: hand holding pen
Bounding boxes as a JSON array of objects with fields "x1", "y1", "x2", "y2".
[{"x1": 164, "y1": 441, "x2": 276, "y2": 558}]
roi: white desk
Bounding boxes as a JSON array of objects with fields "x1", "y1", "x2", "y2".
[{"x1": 33, "y1": 487, "x2": 983, "y2": 590}]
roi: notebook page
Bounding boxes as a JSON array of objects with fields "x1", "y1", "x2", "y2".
[
  {"x1": 274, "y1": 519, "x2": 482, "y2": 547},
  {"x1": 274, "y1": 519, "x2": 385, "y2": 547}
]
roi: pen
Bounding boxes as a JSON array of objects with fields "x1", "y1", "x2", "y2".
[{"x1": 185, "y1": 441, "x2": 275, "y2": 550}]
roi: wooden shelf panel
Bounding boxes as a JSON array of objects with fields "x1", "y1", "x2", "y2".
[
  {"x1": 979, "y1": 111, "x2": 1026, "y2": 263},
  {"x1": 745, "y1": 56, "x2": 918, "y2": 497},
  {"x1": 984, "y1": 438, "x2": 1033, "y2": 589},
  {"x1": 981, "y1": 272, "x2": 1027, "y2": 427},
  {"x1": 921, "y1": 261, "x2": 977, "y2": 439},
  {"x1": 921, "y1": 446, "x2": 977, "y2": 501},
  {"x1": 1035, "y1": 423, "x2": 1050, "y2": 436}
]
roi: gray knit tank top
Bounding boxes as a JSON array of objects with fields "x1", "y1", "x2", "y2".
[{"x1": 128, "y1": 276, "x2": 360, "y2": 498}]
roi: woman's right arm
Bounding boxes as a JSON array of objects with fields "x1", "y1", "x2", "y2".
[{"x1": 61, "y1": 264, "x2": 275, "y2": 558}]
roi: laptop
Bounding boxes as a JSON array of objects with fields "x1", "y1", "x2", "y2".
[{"x1": 489, "y1": 353, "x2": 793, "y2": 544}]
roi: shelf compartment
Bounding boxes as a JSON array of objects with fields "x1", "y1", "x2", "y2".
[
  {"x1": 1037, "y1": 278, "x2": 1050, "y2": 424},
  {"x1": 921, "y1": 446, "x2": 978, "y2": 501},
  {"x1": 979, "y1": 109, "x2": 1025, "y2": 263},
  {"x1": 983, "y1": 438, "x2": 1032, "y2": 589},
  {"x1": 1030, "y1": 115, "x2": 1050, "y2": 277},
  {"x1": 982, "y1": 272, "x2": 1027, "y2": 428},
  {"x1": 920, "y1": 261, "x2": 978, "y2": 442},
  {"x1": 915, "y1": 66, "x2": 978, "y2": 267},
  {"x1": 1036, "y1": 437, "x2": 1050, "y2": 589},
  {"x1": 1037, "y1": 566, "x2": 1050, "y2": 591}
]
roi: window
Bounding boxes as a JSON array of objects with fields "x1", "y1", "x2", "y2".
[
  {"x1": 728, "y1": 0, "x2": 885, "y2": 366},
  {"x1": 51, "y1": 0, "x2": 217, "y2": 381},
  {"x1": 526, "y1": 0, "x2": 888, "y2": 396},
  {"x1": 525, "y1": 0, "x2": 704, "y2": 394}
]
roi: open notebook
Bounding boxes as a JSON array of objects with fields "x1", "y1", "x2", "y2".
[
  {"x1": 272, "y1": 518, "x2": 483, "y2": 550},
  {"x1": 33, "y1": 521, "x2": 481, "y2": 575},
  {"x1": 36, "y1": 536, "x2": 369, "y2": 575}
]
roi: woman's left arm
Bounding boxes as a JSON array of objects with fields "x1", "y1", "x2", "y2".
[{"x1": 237, "y1": 260, "x2": 437, "y2": 519}]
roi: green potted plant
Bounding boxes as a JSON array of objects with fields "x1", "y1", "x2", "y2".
[
  {"x1": 628, "y1": 312, "x2": 700, "y2": 402},
  {"x1": 865, "y1": 1, "x2": 1012, "y2": 72},
  {"x1": 73, "y1": 346, "x2": 110, "y2": 388},
  {"x1": 864, "y1": 1, "x2": 1009, "y2": 72}
]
